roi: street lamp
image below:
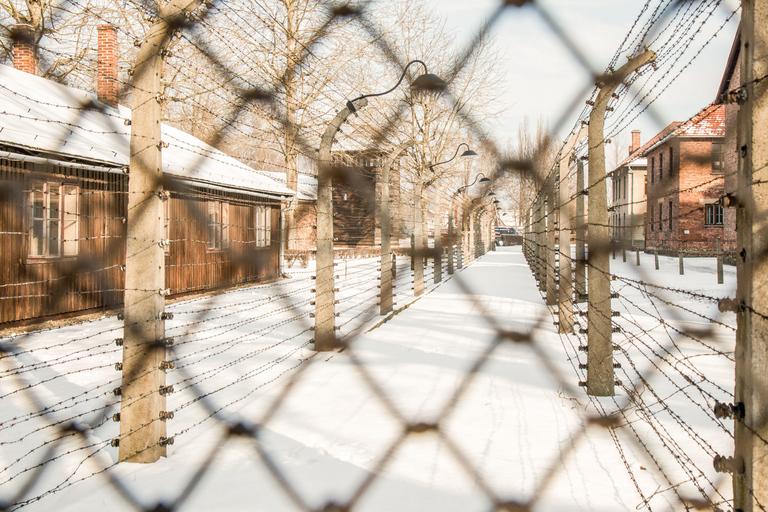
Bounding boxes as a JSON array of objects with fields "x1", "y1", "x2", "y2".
[
  {"x1": 428, "y1": 142, "x2": 478, "y2": 173},
  {"x1": 426, "y1": 143, "x2": 478, "y2": 279},
  {"x1": 457, "y1": 172, "x2": 490, "y2": 193},
  {"x1": 314, "y1": 60, "x2": 445, "y2": 351},
  {"x1": 346, "y1": 59, "x2": 447, "y2": 114},
  {"x1": 448, "y1": 172, "x2": 490, "y2": 273}
]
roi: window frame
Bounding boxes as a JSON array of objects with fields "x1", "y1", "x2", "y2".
[
  {"x1": 27, "y1": 181, "x2": 79, "y2": 260},
  {"x1": 705, "y1": 203, "x2": 724, "y2": 226},
  {"x1": 659, "y1": 152, "x2": 664, "y2": 181},
  {"x1": 658, "y1": 201, "x2": 663, "y2": 230},
  {"x1": 207, "y1": 199, "x2": 229, "y2": 252},
  {"x1": 255, "y1": 205, "x2": 272, "y2": 248},
  {"x1": 712, "y1": 142, "x2": 725, "y2": 174},
  {"x1": 649, "y1": 204, "x2": 654, "y2": 231},
  {"x1": 668, "y1": 200, "x2": 673, "y2": 231}
]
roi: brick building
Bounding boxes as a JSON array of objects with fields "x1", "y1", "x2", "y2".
[
  {"x1": 609, "y1": 126, "x2": 681, "y2": 248},
  {"x1": 643, "y1": 103, "x2": 735, "y2": 253},
  {"x1": 715, "y1": 24, "x2": 741, "y2": 206}
]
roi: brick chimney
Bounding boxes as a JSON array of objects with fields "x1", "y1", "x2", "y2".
[
  {"x1": 97, "y1": 24, "x2": 118, "y2": 108},
  {"x1": 12, "y1": 24, "x2": 36, "y2": 75},
  {"x1": 629, "y1": 130, "x2": 641, "y2": 156}
]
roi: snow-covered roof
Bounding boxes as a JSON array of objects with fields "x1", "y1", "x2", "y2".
[
  {"x1": 615, "y1": 122, "x2": 681, "y2": 171},
  {"x1": 257, "y1": 171, "x2": 318, "y2": 201},
  {"x1": 643, "y1": 103, "x2": 725, "y2": 155},
  {"x1": 0, "y1": 65, "x2": 294, "y2": 199}
]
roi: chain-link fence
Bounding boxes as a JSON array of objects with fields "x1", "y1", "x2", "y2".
[{"x1": 0, "y1": 0, "x2": 761, "y2": 510}]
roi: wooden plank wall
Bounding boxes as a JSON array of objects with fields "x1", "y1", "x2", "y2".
[
  {"x1": 165, "y1": 191, "x2": 281, "y2": 296},
  {"x1": 1, "y1": 161, "x2": 281, "y2": 325},
  {"x1": 0, "y1": 160, "x2": 127, "y2": 324}
]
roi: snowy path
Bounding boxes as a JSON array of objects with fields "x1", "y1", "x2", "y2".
[{"x1": 0, "y1": 247, "x2": 736, "y2": 511}]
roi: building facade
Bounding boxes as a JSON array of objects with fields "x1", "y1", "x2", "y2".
[
  {"x1": 0, "y1": 32, "x2": 292, "y2": 325},
  {"x1": 643, "y1": 103, "x2": 735, "y2": 253}
]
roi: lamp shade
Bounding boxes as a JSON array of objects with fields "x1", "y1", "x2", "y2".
[
  {"x1": 460, "y1": 149, "x2": 479, "y2": 159},
  {"x1": 410, "y1": 73, "x2": 447, "y2": 92}
]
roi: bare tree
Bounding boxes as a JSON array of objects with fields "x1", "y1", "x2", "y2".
[
  {"x1": 494, "y1": 116, "x2": 555, "y2": 225},
  {"x1": 338, "y1": 0, "x2": 508, "y2": 244},
  {"x1": 0, "y1": 0, "x2": 104, "y2": 84}
]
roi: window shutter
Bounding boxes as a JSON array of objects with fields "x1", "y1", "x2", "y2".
[{"x1": 62, "y1": 185, "x2": 79, "y2": 256}]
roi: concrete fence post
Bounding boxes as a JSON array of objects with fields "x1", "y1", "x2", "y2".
[
  {"x1": 734, "y1": 3, "x2": 768, "y2": 507},
  {"x1": 457, "y1": 203, "x2": 464, "y2": 270},
  {"x1": 120, "y1": 0, "x2": 202, "y2": 464},
  {"x1": 379, "y1": 141, "x2": 413, "y2": 315},
  {"x1": 535, "y1": 194, "x2": 545, "y2": 289},
  {"x1": 392, "y1": 253, "x2": 397, "y2": 281},
  {"x1": 575, "y1": 158, "x2": 587, "y2": 303},
  {"x1": 716, "y1": 237, "x2": 724, "y2": 284},
  {"x1": 316, "y1": 97, "x2": 368, "y2": 351},
  {"x1": 413, "y1": 180, "x2": 424, "y2": 296},
  {"x1": 546, "y1": 178, "x2": 557, "y2": 306},
  {"x1": 558, "y1": 127, "x2": 585, "y2": 333},
  {"x1": 448, "y1": 195, "x2": 456, "y2": 275},
  {"x1": 434, "y1": 188, "x2": 444, "y2": 284},
  {"x1": 586, "y1": 49, "x2": 656, "y2": 397}
]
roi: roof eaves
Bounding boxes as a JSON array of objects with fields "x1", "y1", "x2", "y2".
[
  {"x1": 643, "y1": 104, "x2": 723, "y2": 155},
  {"x1": 716, "y1": 24, "x2": 741, "y2": 104}
]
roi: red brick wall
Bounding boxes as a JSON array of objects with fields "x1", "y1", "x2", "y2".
[
  {"x1": 645, "y1": 137, "x2": 734, "y2": 253},
  {"x1": 97, "y1": 25, "x2": 119, "y2": 108}
]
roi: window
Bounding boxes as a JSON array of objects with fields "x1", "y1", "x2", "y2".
[
  {"x1": 255, "y1": 205, "x2": 271, "y2": 247},
  {"x1": 623, "y1": 213, "x2": 626, "y2": 239},
  {"x1": 659, "y1": 202, "x2": 663, "y2": 229},
  {"x1": 712, "y1": 142, "x2": 725, "y2": 174},
  {"x1": 623, "y1": 176, "x2": 627, "y2": 199},
  {"x1": 28, "y1": 182, "x2": 79, "y2": 258},
  {"x1": 659, "y1": 152, "x2": 664, "y2": 181},
  {"x1": 650, "y1": 157, "x2": 655, "y2": 183},
  {"x1": 669, "y1": 147, "x2": 674, "y2": 172},
  {"x1": 207, "y1": 200, "x2": 229, "y2": 251},
  {"x1": 649, "y1": 204, "x2": 654, "y2": 231},
  {"x1": 668, "y1": 200, "x2": 673, "y2": 231},
  {"x1": 705, "y1": 203, "x2": 724, "y2": 226}
]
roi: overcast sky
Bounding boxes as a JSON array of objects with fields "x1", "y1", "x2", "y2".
[{"x1": 426, "y1": 0, "x2": 740, "y2": 155}]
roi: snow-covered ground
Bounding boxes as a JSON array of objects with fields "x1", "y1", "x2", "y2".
[{"x1": 0, "y1": 247, "x2": 737, "y2": 511}]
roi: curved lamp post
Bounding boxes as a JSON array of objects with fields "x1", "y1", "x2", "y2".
[
  {"x1": 314, "y1": 60, "x2": 445, "y2": 351},
  {"x1": 428, "y1": 143, "x2": 478, "y2": 173},
  {"x1": 469, "y1": 196, "x2": 495, "y2": 259},
  {"x1": 379, "y1": 140, "x2": 414, "y2": 315},
  {"x1": 423, "y1": 143, "x2": 477, "y2": 283},
  {"x1": 449, "y1": 173, "x2": 489, "y2": 273},
  {"x1": 585, "y1": 50, "x2": 655, "y2": 395}
]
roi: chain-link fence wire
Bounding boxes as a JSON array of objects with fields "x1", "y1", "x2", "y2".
[{"x1": 0, "y1": 0, "x2": 752, "y2": 510}]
